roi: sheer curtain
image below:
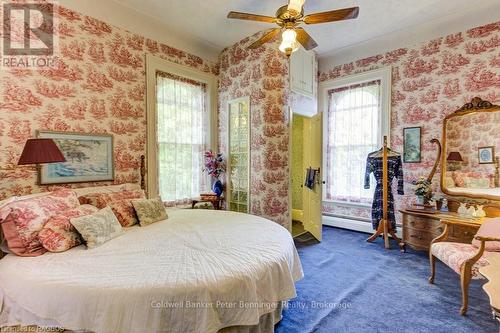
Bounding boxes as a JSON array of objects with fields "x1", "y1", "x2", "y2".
[
  {"x1": 325, "y1": 80, "x2": 381, "y2": 204},
  {"x1": 156, "y1": 71, "x2": 209, "y2": 206}
]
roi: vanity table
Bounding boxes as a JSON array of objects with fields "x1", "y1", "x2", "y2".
[
  {"x1": 425, "y1": 97, "x2": 500, "y2": 315},
  {"x1": 401, "y1": 209, "x2": 483, "y2": 251}
]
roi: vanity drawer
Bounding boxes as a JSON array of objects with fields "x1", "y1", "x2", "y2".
[
  {"x1": 448, "y1": 224, "x2": 478, "y2": 244},
  {"x1": 403, "y1": 227, "x2": 437, "y2": 251},
  {"x1": 403, "y1": 215, "x2": 441, "y2": 231}
]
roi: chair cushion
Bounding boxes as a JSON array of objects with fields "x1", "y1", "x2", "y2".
[
  {"x1": 472, "y1": 218, "x2": 500, "y2": 252},
  {"x1": 431, "y1": 242, "x2": 492, "y2": 279}
]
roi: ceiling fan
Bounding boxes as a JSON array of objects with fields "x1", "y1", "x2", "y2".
[{"x1": 227, "y1": 0, "x2": 359, "y2": 57}]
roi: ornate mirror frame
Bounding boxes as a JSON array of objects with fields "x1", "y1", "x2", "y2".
[{"x1": 441, "y1": 97, "x2": 500, "y2": 201}]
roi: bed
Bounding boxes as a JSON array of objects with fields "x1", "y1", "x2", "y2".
[{"x1": 0, "y1": 207, "x2": 303, "y2": 333}]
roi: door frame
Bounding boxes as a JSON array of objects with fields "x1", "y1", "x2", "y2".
[{"x1": 289, "y1": 111, "x2": 323, "y2": 240}]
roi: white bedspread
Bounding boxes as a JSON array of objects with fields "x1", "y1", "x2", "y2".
[{"x1": 0, "y1": 210, "x2": 303, "y2": 333}]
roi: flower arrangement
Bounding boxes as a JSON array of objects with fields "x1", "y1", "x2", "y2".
[
  {"x1": 413, "y1": 176, "x2": 433, "y2": 203},
  {"x1": 203, "y1": 151, "x2": 225, "y2": 180}
]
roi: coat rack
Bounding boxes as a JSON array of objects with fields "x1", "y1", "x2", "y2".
[{"x1": 366, "y1": 136, "x2": 405, "y2": 251}]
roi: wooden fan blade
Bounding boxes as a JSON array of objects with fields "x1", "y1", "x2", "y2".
[
  {"x1": 303, "y1": 7, "x2": 359, "y2": 25},
  {"x1": 295, "y1": 28, "x2": 318, "y2": 50},
  {"x1": 227, "y1": 11, "x2": 276, "y2": 23},
  {"x1": 248, "y1": 28, "x2": 281, "y2": 49}
]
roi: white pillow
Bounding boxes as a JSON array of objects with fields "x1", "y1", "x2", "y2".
[{"x1": 70, "y1": 207, "x2": 124, "y2": 248}]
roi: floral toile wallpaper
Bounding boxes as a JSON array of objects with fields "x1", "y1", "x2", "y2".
[
  {"x1": 0, "y1": 5, "x2": 218, "y2": 200},
  {"x1": 320, "y1": 21, "x2": 500, "y2": 222},
  {"x1": 218, "y1": 32, "x2": 292, "y2": 229}
]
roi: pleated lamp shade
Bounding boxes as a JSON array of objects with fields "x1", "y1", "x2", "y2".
[
  {"x1": 18, "y1": 139, "x2": 66, "y2": 165},
  {"x1": 447, "y1": 151, "x2": 463, "y2": 162}
]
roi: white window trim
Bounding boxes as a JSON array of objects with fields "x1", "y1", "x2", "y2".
[
  {"x1": 145, "y1": 54, "x2": 218, "y2": 199},
  {"x1": 318, "y1": 66, "x2": 392, "y2": 206}
]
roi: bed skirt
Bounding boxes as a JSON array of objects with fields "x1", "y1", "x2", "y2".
[{"x1": 0, "y1": 293, "x2": 284, "y2": 333}]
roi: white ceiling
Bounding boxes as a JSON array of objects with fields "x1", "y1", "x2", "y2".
[{"x1": 114, "y1": 0, "x2": 499, "y2": 57}]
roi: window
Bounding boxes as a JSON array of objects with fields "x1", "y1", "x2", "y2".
[
  {"x1": 146, "y1": 55, "x2": 217, "y2": 203},
  {"x1": 156, "y1": 72, "x2": 209, "y2": 206},
  {"x1": 227, "y1": 97, "x2": 250, "y2": 213},
  {"x1": 321, "y1": 67, "x2": 391, "y2": 206}
]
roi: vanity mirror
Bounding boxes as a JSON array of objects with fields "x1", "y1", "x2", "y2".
[{"x1": 441, "y1": 97, "x2": 500, "y2": 200}]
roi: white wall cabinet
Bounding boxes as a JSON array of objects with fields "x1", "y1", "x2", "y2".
[{"x1": 290, "y1": 47, "x2": 315, "y2": 98}]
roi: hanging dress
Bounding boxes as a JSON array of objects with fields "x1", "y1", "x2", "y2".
[{"x1": 364, "y1": 154, "x2": 404, "y2": 231}]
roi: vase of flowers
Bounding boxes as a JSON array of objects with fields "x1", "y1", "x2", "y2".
[
  {"x1": 203, "y1": 151, "x2": 226, "y2": 197},
  {"x1": 413, "y1": 177, "x2": 433, "y2": 205}
]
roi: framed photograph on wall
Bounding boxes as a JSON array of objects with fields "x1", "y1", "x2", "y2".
[
  {"x1": 37, "y1": 131, "x2": 114, "y2": 185},
  {"x1": 478, "y1": 146, "x2": 495, "y2": 164},
  {"x1": 403, "y1": 127, "x2": 422, "y2": 163}
]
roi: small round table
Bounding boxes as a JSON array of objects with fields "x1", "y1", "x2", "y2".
[{"x1": 191, "y1": 197, "x2": 223, "y2": 210}]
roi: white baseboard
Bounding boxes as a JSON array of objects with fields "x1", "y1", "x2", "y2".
[{"x1": 322, "y1": 215, "x2": 402, "y2": 238}]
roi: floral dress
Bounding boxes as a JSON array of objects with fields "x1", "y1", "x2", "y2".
[{"x1": 364, "y1": 155, "x2": 404, "y2": 231}]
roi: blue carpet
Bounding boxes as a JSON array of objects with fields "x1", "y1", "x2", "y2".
[{"x1": 275, "y1": 226, "x2": 499, "y2": 333}]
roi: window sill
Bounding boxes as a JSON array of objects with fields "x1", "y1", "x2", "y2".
[{"x1": 323, "y1": 200, "x2": 372, "y2": 209}]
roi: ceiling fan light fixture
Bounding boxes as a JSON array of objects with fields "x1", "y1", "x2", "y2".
[
  {"x1": 279, "y1": 29, "x2": 299, "y2": 57},
  {"x1": 287, "y1": 0, "x2": 305, "y2": 14}
]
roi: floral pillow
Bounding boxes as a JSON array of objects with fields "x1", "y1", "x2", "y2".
[
  {"x1": 464, "y1": 177, "x2": 490, "y2": 189},
  {"x1": 70, "y1": 207, "x2": 124, "y2": 249},
  {"x1": 108, "y1": 199, "x2": 139, "y2": 227},
  {"x1": 451, "y1": 171, "x2": 466, "y2": 187},
  {"x1": 79, "y1": 190, "x2": 145, "y2": 209},
  {"x1": 131, "y1": 198, "x2": 168, "y2": 227},
  {"x1": 39, "y1": 205, "x2": 98, "y2": 253},
  {"x1": 0, "y1": 189, "x2": 80, "y2": 257}
]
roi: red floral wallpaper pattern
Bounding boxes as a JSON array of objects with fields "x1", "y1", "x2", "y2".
[
  {"x1": 218, "y1": 32, "x2": 291, "y2": 229},
  {"x1": 0, "y1": 5, "x2": 218, "y2": 200},
  {"x1": 320, "y1": 21, "x2": 500, "y2": 222}
]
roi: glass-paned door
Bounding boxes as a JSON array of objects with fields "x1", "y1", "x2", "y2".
[{"x1": 228, "y1": 97, "x2": 250, "y2": 213}]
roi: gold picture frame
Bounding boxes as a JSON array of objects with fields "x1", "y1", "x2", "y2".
[
  {"x1": 37, "y1": 131, "x2": 114, "y2": 185},
  {"x1": 440, "y1": 97, "x2": 500, "y2": 201}
]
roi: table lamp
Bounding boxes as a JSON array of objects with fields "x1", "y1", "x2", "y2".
[
  {"x1": 447, "y1": 151, "x2": 463, "y2": 171},
  {"x1": 18, "y1": 139, "x2": 66, "y2": 165}
]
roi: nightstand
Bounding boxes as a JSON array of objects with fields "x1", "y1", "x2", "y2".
[{"x1": 191, "y1": 197, "x2": 223, "y2": 210}]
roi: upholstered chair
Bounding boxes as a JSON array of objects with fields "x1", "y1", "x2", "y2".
[{"x1": 429, "y1": 218, "x2": 500, "y2": 315}]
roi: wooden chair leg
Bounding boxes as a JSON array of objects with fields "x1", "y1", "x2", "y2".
[
  {"x1": 460, "y1": 262, "x2": 473, "y2": 316},
  {"x1": 429, "y1": 253, "x2": 436, "y2": 284}
]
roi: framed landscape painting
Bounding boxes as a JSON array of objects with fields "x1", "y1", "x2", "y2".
[
  {"x1": 403, "y1": 127, "x2": 422, "y2": 163},
  {"x1": 37, "y1": 131, "x2": 114, "y2": 184}
]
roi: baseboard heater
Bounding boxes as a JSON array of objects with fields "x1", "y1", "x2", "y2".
[{"x1": 322, "y1": 214, "x2": 402, "y2": 238}]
